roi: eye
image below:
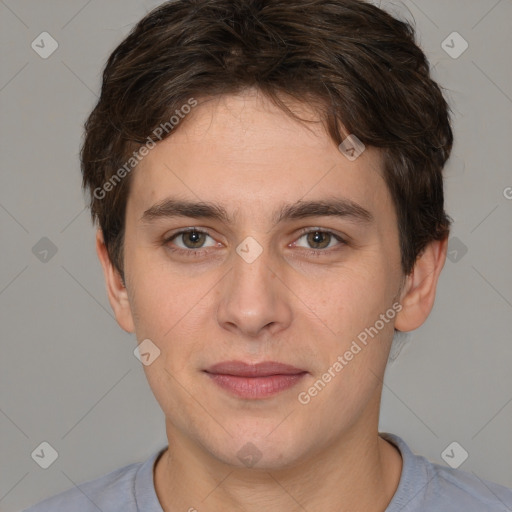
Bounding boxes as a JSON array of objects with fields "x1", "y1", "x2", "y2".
[
  {"x1": 166, "y1": 229, "x2": 217, "y2": 250},
  {"x1": 293, "y1": 229, "x2": 345, "y2": 250}
]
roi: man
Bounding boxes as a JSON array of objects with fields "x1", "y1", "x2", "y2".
[{"x1": 24, "y1": 0, "x2": 512, "y2": 510}]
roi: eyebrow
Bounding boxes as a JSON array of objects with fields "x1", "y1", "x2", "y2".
[
  {"x1": 140, "y1": 197, "x2": 373, "y2": 225},
  {"x1": 141, "y1": 200, "x2": 231, "y2": 224},
  {"x1": 274, "y1": 198, "x2": 373, "y2": 224}
]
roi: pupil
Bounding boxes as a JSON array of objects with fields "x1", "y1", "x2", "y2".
[
  {"x1": 308, "y1": 231, "x2": 330, "y2": 249},
  {"x1": 185, "y1": 230, "x2": 204, "y2": 248}
]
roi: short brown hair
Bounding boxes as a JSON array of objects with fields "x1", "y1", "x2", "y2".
[{"x1": 81, "y1": 0, "x2": 453, "y2": 278}]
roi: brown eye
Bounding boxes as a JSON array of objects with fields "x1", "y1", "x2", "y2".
[
  {"x1": 293, "y1": 229, "x2": 345, "y2": 252},
  {"x1": 168, "y1": 229, "x2": 216, "y2": 250},
  {"x1": 181, "y1": 230, "x2": 207, "y2": 248},
  {"x1": 306, "y1": 231, "x2": 332, "y2": 249}
]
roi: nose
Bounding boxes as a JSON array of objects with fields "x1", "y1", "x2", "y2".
[{"x1": 216, "y1": 244, "x2": 293, "y2": 339}]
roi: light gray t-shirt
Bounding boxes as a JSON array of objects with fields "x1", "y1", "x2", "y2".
[{"x1": 23, "y1": 433, "x2": 512, "y2": 511}]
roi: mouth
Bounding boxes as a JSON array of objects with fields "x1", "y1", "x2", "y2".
[{"x1": 203, "y1": 361, "x2": 308, "y2": 399}]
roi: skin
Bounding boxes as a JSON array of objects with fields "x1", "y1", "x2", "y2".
[{"x1": 97, "y1": 88, "x2": 447, "y2": 512}]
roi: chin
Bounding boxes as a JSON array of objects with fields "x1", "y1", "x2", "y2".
[{"x1": 204, "y1": 425, "x2": 313, "y2": 471}]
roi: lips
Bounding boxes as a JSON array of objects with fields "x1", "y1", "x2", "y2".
[
  {"x1": 206, "y1": 361, "x2": 306, "y2": 377},
  {"x1": 204, "y1": 361, "x2": 307, "y2": 399}
]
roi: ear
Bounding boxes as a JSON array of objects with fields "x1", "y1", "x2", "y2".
[
  {"x1": 96, "y1": 229, "x2": 135, "y2": 333},
  {"x1": 394, "y1": 237, "x2": 448, "y2": 332}
]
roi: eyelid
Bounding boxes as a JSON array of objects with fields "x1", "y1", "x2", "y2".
[
  {"x1": 162, "y1": 226, "x2": 348, "y2": 257},
  {"x1": 292, "y1": 227, "x2": 347, "y2": 245},
  {"x1": 165, "y1": 227, "x2": 209, "y2": 238},
  {"x1": 164, "y1": 227, "x2": 218, "y2": 247}
]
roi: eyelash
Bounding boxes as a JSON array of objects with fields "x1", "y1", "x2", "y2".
[
  {"x1": 293, "y1": 228, "x2": 347, "y2": 257},
  {"x1": 163, "y1": 228, "x2": 217, "y2": 258},
  {"x1": 163, "y1": 227, "x2": 347, "y2": 258}
]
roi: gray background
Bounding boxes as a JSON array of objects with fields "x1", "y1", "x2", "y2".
[{"x1": 1, "y1": 0, "x2": 511, "y2": 510}]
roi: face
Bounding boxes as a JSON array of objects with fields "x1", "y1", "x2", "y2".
[{"x1": 108, "y1": 90, "x2": 410, "y2": 469}]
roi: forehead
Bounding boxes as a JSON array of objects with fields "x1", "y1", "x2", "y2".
[{"x1": 128, "y1": 90, "x2": 391, "y2": 223}]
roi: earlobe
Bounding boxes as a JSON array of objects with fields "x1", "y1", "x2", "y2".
[
  {"x1": 394, "y1": 237, "x2": 448, "y2": 332},
  {"x1": 95, "y1": 230, "x2": 135, "y2": 333}
]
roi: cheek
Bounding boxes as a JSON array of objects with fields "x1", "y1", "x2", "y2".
[
  {"x1": 297, "y1": 263, "x2": 394, "y2": 340},
  {"x1": 126, "y1": 260, "x2": 219, "y2": 372},
  {"x1": 126, "y1": 247, "x2": 193, "y2": 333},
  {"x1": 291, "y1": 260, "x2": 399, "y2": 408}
]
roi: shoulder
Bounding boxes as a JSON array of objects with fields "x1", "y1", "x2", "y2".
[
  {"x1": 22, "y1": 449, "x2": 165, "y2": 512},
  {"x1": 22, "y1": 462, "x2": 142, "y2": 512},
  {"x1": 382, "y1": 433, "x2": 512, "y2": 512},
  {"x1": 426, "y1": 461, "x2": 512, "y2": 511}
]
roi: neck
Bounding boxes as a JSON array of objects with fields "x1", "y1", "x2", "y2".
[{"x1": 154, "y1": 413, "x2": 402, "y2": 512}]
